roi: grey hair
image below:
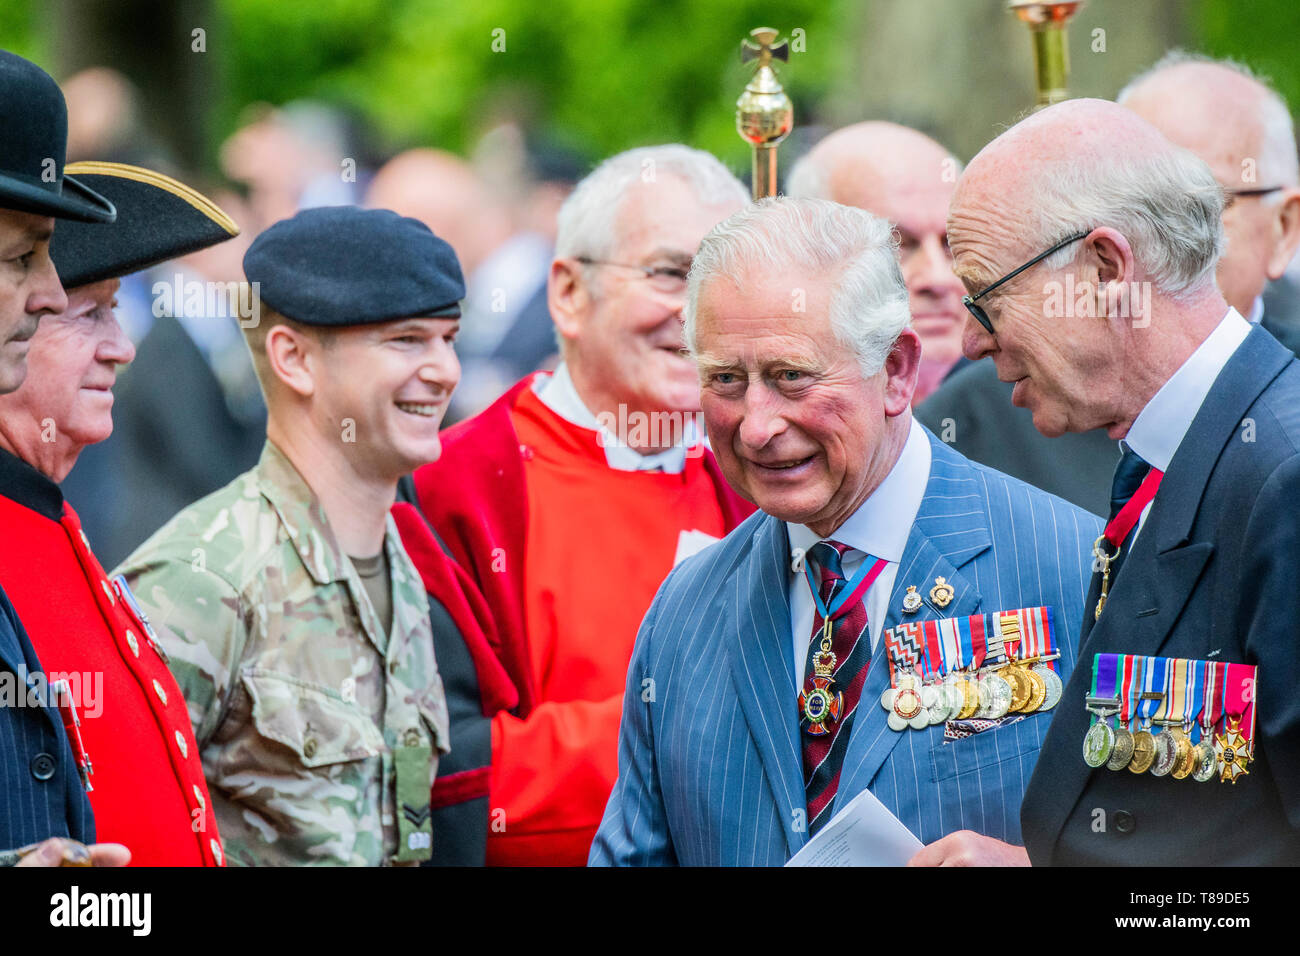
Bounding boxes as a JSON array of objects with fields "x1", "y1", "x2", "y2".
[
  {"x1": 685, "y1": 197, "x2": 910, "y2": 377},
  {"x1": 1118, "y1": 50, "x2": 1299, "y2": 189},
  {"x1": 554, "y1": 144, "x2": 748, "y2": 260},
  {"x1": 1031, "y1": 142, "x2": 1225, "y2": 300}
]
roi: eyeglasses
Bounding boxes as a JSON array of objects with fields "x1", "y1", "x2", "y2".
[
  {"x1": 1224, "y1": 185, "x2": 1284, "y2": 209},
  {"x1": 962, "y1": 231, "x2": 1090, "y2": 334},
  {"x1": 575, "y1": 257, "x2": 690, "y2": 294}
]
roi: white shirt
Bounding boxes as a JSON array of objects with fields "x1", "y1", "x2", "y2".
[
  {"x1": 533, "y1": 363, "x2": 696, "y2": 474},
  {"x1": 1121, "y1": 308, "x2": 1251, "y2": 542},
  {"x1": 787, "y1": 417, "x2": 931, "y2": 687}
]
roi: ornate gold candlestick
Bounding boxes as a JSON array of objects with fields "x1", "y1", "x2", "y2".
[
  {"x1": 736, "y1": 27, "x2": 794, "y2": 200},
  {"x1": 1008, "y1": 1, "x2": 1085, "y2": 107}
]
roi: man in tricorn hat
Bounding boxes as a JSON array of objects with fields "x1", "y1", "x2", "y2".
[
  {"x1": 0, "y1": 48, "x2": 129, "y2": 867},
  {"x1": 0, "y1": 162, "x2": 243, "y2": 865},
  {"x1": 116, "y1": 206, "x2": 457, "y2": 866}
]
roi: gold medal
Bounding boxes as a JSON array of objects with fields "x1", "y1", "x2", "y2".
[
  {"x1": 1215, "y1": 717, "x2": 1251, "y2": 784},
  {"x1": 1170, "y1": 729, "x2": 1194, "y2": 780},
  {"x1": 1128, "y1": 729, "x2": 1156, "y2": 773},
  {"x1": 1022, "y1": 666, "x2": 1047, "y2": 713},
  {"x1": 1001, "y1": 663, "x2": 1030, "y2": 712},
  {"x1": 957, "y1": 674, "x2": 979, "y2": 719}
]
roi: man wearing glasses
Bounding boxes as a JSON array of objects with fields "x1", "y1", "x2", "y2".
[
  {"x1": 917, "y1": 52, "x2": 1300, "y2": 519},
  {"x1": 950, "y1": 98, "x2": 1300, "y2": 865},
  {"x1": 406, "y1": 145, "x2": 754, "y2": 865}
]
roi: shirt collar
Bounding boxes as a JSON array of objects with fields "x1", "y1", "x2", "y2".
[
  {"x1": 533, "y1": 362, "x2": 694, "y2": 474},
  {"x1": 1123, "y1": 308, "x2": 1251, "y2": 472},
  {"x1": 787, "y1": 417, "x2": 932, "y2": 565},
  {"x1": 0, "y1": 445, "x2": 64, "y2": 521},
  {"x1": 255, "y1": 439, "x2": 364, "y2": 586}
]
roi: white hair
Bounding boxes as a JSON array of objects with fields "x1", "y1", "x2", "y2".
[
  {"x1": 685, "y1": 197, "x2": 910, "y2": 377},
  {"x1": 1118, "y1": 50, "x2": 1299, "y2": 190},
  {"x1": 1030, "y1": 142, "x2": 1225, "y2": 300},
  {"x1": 554, "y1": 144, "x2": 748, "y2": 260}
]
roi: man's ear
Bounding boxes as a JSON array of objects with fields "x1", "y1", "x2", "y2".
[
  {"x1": 265, "y1": 325, "x2": 317, "y2": 399},
  {"x1": 548, "y1": 257, "x2": 591, "y2": 347},
  {"x1": 883, "y1": 328, "x2": 922, "y2": 417},
  {"x1": 1084, "y1": 227, "x2": 1137, "y2": 322},
  {"x1": 1266, "y1": 189, "x2": 1300, "y2": 280}
]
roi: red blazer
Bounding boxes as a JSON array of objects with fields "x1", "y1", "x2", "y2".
[
  {"x1": 0, "y1": 451, "x2": 222, "y2": 865},
  {"x1": 412, "y1": 374, "x2": 753, "y2": 719}
]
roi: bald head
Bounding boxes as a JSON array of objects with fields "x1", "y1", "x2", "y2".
[
  {"x1": 789, "y1": 122, "x2": 966, "y2": 401},
  {"x1": 949, "y1": 99, "x2": 1230, "y2": 440},
  {"x1": 952, "y1": 98, "x2": 1222, "y2": 292},
  {"x1": 365, "y1": 149, "x2": 511, "y2": 275},
  {"x1": 1119, "y1": 58, "x2": 1299, "y2": 190},
  {"x1": 790, "y1": 121, "x2": 955, "y2": 203},
  {"x1": 1117, "y1": 55, "x2": 1300, "y2": 316}
]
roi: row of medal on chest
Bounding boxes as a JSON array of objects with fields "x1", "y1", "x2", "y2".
[
  {"x1": 1081, "y1": 653, "x2": 1256, "y2": 784},
  {"x1": 880, "y1": 653, "x2": 1063, "y2": 732}
]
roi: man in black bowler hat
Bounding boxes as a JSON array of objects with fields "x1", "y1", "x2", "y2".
[{"x1": 0, "y1": 48, "x2": 127, "y2": 867}]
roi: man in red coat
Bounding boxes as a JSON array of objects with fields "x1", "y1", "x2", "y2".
[
  {"x1": 0, "y1": 163, "x2": 240, "y2": 865},
  {"x1": 406, "y1": 145, "x2": 753, "y2": 865}
]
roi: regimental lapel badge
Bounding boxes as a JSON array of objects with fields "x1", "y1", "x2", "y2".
[
  {"x1": 929, "y1": 576, "x2": 955, "y2": 609},
  {"x1": 901, "y1": 586, "x2": 922, "y2": 615}
]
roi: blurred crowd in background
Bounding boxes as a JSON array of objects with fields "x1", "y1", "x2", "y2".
[
  {"x1": 56, "y1": 68, "x2": 590, "y2": 566},
  {"x1": 5, "y1": 0, "x2": 1296, "y2": 565}
]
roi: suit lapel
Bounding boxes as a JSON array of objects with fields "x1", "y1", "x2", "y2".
[
  {"x1": 835, "y1": 434, "x2": 992, "y2": 813},
  {"x1": 725, "y1": 513, "x2": 804, "y2": 857}
]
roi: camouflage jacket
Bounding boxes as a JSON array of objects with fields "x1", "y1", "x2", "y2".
[{"x1": 113, "y1": 441, "x2": 449, "y2": 866}]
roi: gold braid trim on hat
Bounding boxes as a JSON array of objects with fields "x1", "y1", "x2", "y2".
[{"x1": 65, "y1": 161, "x2": 240, "y2": 236}]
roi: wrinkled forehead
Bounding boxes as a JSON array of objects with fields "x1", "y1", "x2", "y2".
[
  {"x1": 693, "y1": 270, "x2": 837, "y2": 358},
  {"x1": 947, "y1": 181, "x2": 1030, "y2": 288}
]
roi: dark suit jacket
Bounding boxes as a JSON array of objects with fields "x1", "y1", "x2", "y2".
[
  {"x1": 916, "y1": 359, "x2": 1116, "y2": 517},
  {"x1": 0, "y1": 585, "x2": 95, "y2": 850},
  {"x1": 1021, "y1": 327, "x2": 1300, "y2": 865},
  {"x1": 97, "y1": 312, "x2": 266, "y2": 568}
]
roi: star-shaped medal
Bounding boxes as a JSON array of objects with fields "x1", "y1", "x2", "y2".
[{"x1": 1214, "y1": 722, "x2": 1251, "y2": 784}]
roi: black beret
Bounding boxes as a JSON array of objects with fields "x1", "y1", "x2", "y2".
[
  {"x1": 50, "y1": 162, "x2": 239, "y2": 288},
  {"x1": 243, "y1": 206, "x2": 465, "y2": 327}
]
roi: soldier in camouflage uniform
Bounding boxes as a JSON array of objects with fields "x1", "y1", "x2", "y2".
[{"x1": 114, "y1": 207, "x2": 466, "y2": 865}]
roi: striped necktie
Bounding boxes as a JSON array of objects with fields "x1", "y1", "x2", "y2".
[{"x1": 801, "y1": 540, "x2": 874, "y2": 836}]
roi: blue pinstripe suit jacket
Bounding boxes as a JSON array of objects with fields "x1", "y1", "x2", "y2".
[
  {"x1": 590, "y1": 429, "x2": 1101, "y2": 866},
  {"x1": 0, "y1": 584, "x2": 95, "y2": 850}
]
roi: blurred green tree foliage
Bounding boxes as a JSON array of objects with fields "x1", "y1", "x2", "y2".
[
  {"x1": 0, "y1": 0, "x2": 1295, "y2": 167},
  {"x1": 219, "y1": 0, "x2": 848, "y2": 169}
]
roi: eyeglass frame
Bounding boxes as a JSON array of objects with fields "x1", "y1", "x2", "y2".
[
  {"x1": 573, "y1": 256, "x2": 691, "y2": 293},
  {"x1": 1223, "y1": 185, "x2": 1285, "y2": 209},
  {"x1": 961, "y1": 231, "x2": 1091, "y2": 334}
]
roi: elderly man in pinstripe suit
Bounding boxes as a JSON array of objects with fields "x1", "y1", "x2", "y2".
[{"x1": 590, "y1": 198, "x2": 1101, "y2": 866}]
